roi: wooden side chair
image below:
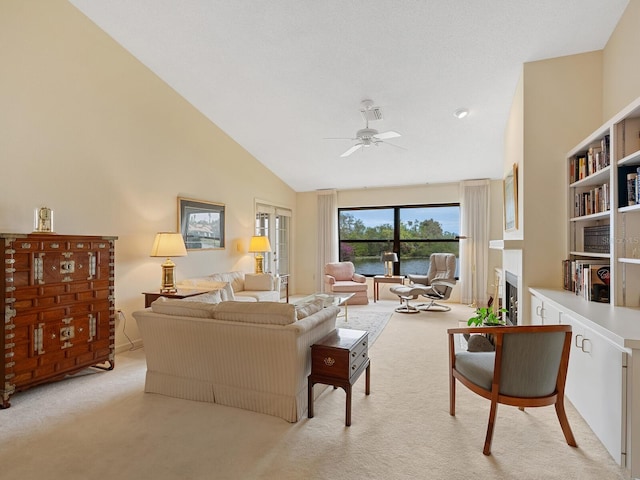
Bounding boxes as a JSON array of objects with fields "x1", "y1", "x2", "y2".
[{"x1": 447, "y1": 324, "x2": 577, "y2": 455}]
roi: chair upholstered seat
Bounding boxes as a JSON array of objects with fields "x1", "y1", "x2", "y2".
[
  {"x1": 453, "y1": 351, "x2": 495, "y2": 391},
  {"x1": 331, "y1": 280, "x2": 368, "y2": 292}
]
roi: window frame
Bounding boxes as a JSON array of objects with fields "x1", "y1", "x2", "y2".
[{"x1": 338, "y1": 203, "x2": 460, "y2": 277}]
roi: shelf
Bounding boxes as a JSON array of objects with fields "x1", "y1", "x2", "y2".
[
  {"x1": 570, "y1": 211, "x2": 610, "y2": 222},
  {"x1": 569, "y1": 165, "x2": 611, "y2": 188},
  {"x1": 570, "y1": 251, "x2": 611, "y2": 259},
  {"x1": 618, "y1": 150, "x2": 640, "y2": 167},
  {"x1": 489, "y1": 239, "x2": 523, "y2": 250},
  {"x1": 618, "y1": 204, "x2": 640, "y2": 213},
  {"x1": 619, "y1": 258, "x2": 640, "y2": 265}
]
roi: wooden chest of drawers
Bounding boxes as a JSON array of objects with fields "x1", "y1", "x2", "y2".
[
  {"x1": 1, "y1": 233, "x2": 117, "y2": 408},
  {"x1": 308, "y1": 328, "x2": 370, "y2": 426}
]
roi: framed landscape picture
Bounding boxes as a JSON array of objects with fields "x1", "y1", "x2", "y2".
[
  {"x1": 503, "y1": 164, "x2": 518, "y2": 231},
  {"x1": 178, "y1": 197, "x2": 225, "y2": 250}
]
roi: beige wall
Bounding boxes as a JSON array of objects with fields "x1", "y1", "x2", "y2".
[
  {"x1": 504, "y1": 53, "x2": 604, "y2": 322},
  {"x1": 603, "y1": 0, "x2": 640, "y2": 119},
  {"x1": 0, "y1": 1, "x2": 296, "y2": 350},
  {"x1": 519, "y1": 52, "x2": 603, "y2": 321},
  {"x1": 295, "y1": 181, "x2": 504, "y2": 302}
]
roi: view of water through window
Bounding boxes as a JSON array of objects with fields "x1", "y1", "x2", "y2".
[{"x1": 339, "y1": 205, "x2": 460, "y2": 277}]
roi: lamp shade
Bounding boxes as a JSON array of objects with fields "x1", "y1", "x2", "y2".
[
  {"x1": 381, "y1": 252, "x2": 398, "y2": 263},
  {"x1": 248, "y1": 235, "x2": 272, "y2": 253},
  {"x1": 150, "y1": 232, "x2": 188, "y2": 258}
]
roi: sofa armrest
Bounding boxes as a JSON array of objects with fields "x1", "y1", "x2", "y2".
[
  {"x1": 287, "y1": 306, "x2": 339, "y2": 334},
  {"x1": 352, "y1": 273, "x2": 366, "y2": 283}
]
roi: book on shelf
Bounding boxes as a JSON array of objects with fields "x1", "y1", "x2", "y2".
[
  {"x1": 567, "y1": 259, "x2": 609, "y2": 301},
  {"x1": 628, "y1": 172, "x2": 638, "y2": 206},
  {"x1": 587, "y1": 265, "x2": 610, "y2": 303},
  {"x1": 568, "y1": 136, "x2": 610, "y2": 184},
  {"x1": 573, "y1": 183, "x2": 609, "y2": 217}
]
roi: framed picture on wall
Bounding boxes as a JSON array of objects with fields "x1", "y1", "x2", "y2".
[
  {"x1": 178, "y1": 197, "x2": 225, "y2": 250},
  {"x1": 503, "y1": 164, "x2": 518, "y2": 231}
]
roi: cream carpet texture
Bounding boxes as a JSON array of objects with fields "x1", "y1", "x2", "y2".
[{"x1": 0, "y1": 301, "x2": 627, "y2": 479}]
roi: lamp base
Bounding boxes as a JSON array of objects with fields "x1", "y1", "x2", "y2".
[
  {"x1": 254, "y1": 254, "x2": 264, "y2": 274},
  {"x1": 384, "y1": 262, "x2": 393, "y2": 277},
  {"x1": 160, "y1": 258, "x2": 177, "y2": 293}
]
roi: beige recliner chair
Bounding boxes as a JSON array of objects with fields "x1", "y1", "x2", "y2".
[
  {"x1": 390, "y1": 253, "x2": 457, "y2": 313},
  {"x1": 324, "y1": 261, "x2": 369, "y2": 305}
]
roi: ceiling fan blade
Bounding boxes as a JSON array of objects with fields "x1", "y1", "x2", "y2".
[
  {"x1": 382, "y1": 140, "x2": 408, "y2": 151},
  {"x1": 373, "y1": 130, "x2": 401, "y2": 140},
  {"x1": 340, "y1": 144, "x2": 363, "y2": 157},
  {"x1": 324, "y1": 137, "x2": 356, "y2": 141}
]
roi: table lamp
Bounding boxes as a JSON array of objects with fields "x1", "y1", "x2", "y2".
[
  {"x1": 150, "y1": 232, "x2": 188, "y2": 293},
  {"x1": 381, "y1": 252, "x2": 398, "y2": 277},
  {"x1": 249, "y1": 235, "x2": 271, "y2": 273}
]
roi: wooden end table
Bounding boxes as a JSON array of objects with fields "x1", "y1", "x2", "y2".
[
  {"x1": 308, "y1": 328, "x2": 370, "y2": 426},
  {"x1": 373, "y1": 275, "x2": 405, "y2": 302},
  {"x1": 142, "y1": 288, "x2": 210, "y2": 308}
]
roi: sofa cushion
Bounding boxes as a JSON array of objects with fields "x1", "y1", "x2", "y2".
[
  {"x1": 177, "y1": 279, "x2": 235, "y2": 301},
  {"x1": 244, "y1": 273, "x2": 274, "y2": 291},
  {"x1": 150, "y1": 297, "x2": 218, "y2": 318},
  {"x1": 213, "y1": 301, "x2": 296, "y2": 325},
  {"x1": 210, "y1": 271, "x2": 245, "y2": 293}
]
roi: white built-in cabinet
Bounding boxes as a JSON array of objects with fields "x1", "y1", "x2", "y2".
[
  {"x1": 529, "y1": 288, "x2": 639, "y2": 478},
  {"x1": 530, "y1": 295, "x2": 562, "y2": 325}
]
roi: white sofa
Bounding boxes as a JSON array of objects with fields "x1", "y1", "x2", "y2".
[
  {"x1": 132, "y1": 299, "x2": 338, "y2": 422},
  {"x1": 178, "y1": 271, "x2": 279, "y2": 302}
]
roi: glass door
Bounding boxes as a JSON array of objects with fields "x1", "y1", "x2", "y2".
[{"x1": 255, "y1": 203, "x2": 291, "y2": 277}]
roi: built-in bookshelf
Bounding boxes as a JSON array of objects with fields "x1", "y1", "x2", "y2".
[{"x1": 566, "y1": 95, "x2": 640, "y2": 307}]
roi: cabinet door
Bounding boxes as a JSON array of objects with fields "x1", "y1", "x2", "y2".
[
  {"x1": 530, "y1": 294, "x2": 544, "y2": 325},
  {"x1": 543, "y1": 302, "x2": 562, "y2": 325},
  {"x1": 564, "y1": 314, "x2": 627, "y2": 466}
]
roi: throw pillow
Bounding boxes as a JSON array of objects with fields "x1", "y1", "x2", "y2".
[
  {"x1": 181, "y1": 291, "x2": 221, "y2": 304},
  {"x1": 467, "y1": 334, "x2": 495, "y2": 352},
  {"x1": 295, "y1": 299, "x2": 324, "y2": 320}
]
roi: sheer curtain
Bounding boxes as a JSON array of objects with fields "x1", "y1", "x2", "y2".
[
  {"x1": 460, "y1": 180, "x2": 490, "y2": 306},
  {"x1": 316, "y1": 190, "x2": 338, "y2": 292}
]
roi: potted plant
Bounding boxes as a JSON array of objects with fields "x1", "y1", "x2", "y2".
[{"x1": 467, "y1": 307, "x2": 508, "y2": 327}]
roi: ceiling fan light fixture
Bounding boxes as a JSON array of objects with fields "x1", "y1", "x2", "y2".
[{"x1": 454, "y1": 108, "x2": 469, "y2": 119}]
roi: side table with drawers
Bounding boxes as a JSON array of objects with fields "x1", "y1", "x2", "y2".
[{"x1": 307, "y1": 328, "x2": 370, "y2": 426}]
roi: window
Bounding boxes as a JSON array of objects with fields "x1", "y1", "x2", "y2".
[{"x1": 338, "y1": 204, "x2": 460, "y2": 276}]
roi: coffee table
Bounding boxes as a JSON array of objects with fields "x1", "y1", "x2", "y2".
[{"x1": 294, "y1": 292, "x2": 355, "y2": 322}]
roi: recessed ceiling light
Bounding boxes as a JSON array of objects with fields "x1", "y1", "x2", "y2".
[{"x1": 454, "y1": 108, "x2": 469, "y2": 119}]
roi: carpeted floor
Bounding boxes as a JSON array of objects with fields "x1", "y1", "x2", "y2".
[{"x1": 0, "y1": 301, "x2": 627, "y2": 479}]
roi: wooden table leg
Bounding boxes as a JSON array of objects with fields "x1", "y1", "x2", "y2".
[
  {"x1": 308, "y1": 378, "x2": 314, "y2": 418},
  {"x1": 345, "y1": 384, "x2": 352, "y2": 426},
  {"x1": 365, "y1": 362, "x2": 371, "y2": 395}
]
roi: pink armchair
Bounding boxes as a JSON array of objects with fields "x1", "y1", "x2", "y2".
[{"x1": 324, "y1": 261, "x2": 369, "y2": 305}]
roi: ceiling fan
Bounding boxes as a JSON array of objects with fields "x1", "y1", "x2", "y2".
[{"x1": 327, "y1": 99, "x2": 404, "y2": 157}]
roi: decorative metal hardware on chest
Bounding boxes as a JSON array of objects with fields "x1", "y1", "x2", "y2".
[{"x1": 323, "y1": 357, "x2": 336, "y2": 367}]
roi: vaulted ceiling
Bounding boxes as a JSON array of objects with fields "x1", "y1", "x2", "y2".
[{"x1": 69, "y1": 0, "x2": 629, "y2": 192}]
